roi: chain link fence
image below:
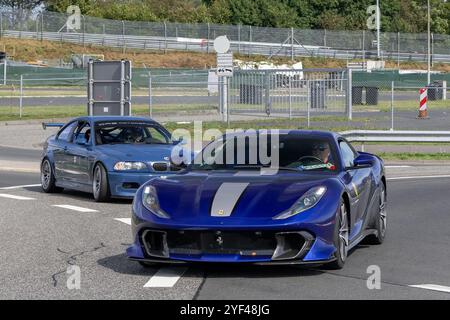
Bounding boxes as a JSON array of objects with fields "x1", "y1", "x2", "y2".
[
  {"x1": 351, "y1": 72, "x2": 449, "y2": 131},
  {"x1": 228, "y1": 69, "x2": 349, "y2": 119},
  {"x1": 0, "y1": 68, "x2": 220, "y2": 121},
  {"x1": 1, "y1": 7, "x2": 450, "y2": 62}
]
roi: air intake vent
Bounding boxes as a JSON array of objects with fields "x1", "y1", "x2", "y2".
[{"x1": 152, "y1": 162, "x2": 169, "y2": 171}]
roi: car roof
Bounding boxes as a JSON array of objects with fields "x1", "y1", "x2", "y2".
[
  {"x1": 70, "y1": 116, "x2": 159, "y2": 124},
  {"x1": 224, "y1": 129, "x2": 341, "y2": 140}
]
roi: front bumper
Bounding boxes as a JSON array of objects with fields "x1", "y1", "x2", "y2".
[
  {"x1": 108, "y1": 172, "x2": 174, "y2": 198},
  {"x1": 127, "y1": 225, "x2": 337, "y2": 264}
]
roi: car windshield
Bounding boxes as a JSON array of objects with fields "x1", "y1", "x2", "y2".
[
  {"x1": 94, "y1": 121, "x2": 172, "y2": 145},
  {"x1": 189, "y1": 133, "x2": 338, "y2": 172}
]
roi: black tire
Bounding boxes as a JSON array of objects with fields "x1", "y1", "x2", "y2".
[
  {"x1": 40, "y1": 158, "x2": 63, "y2": 193},
  {"x1": 365, "y1": 183, "x2": 387, "y2": 245},
  {"x1": 92, "y1": 163, "x2": 110, "y2": 202},
  {"x1": 326, "y1": 199, "x2": 349, "y2": 270}
]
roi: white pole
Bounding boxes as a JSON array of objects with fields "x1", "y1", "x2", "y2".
[
  {"x1": 148, "y1": 72, "x2": 152, "y2": 118},
  {"x1": 3, "y1": 59, "x2": 6, "y2": 85},
  {"x1": 288, "y1": 77, "x2": 292, "y2": 120},
  {"x1": 376, "y1": 0, "x2": 381, "y2": 59},
  {"x1": 362, "y1": 30, "x2": 366, "y2": 66},
  {"x1": 442, "y1": 81, "x2": 447, "y2": 100},
  {"x1": 223, "y1": 77, "x2": 228, "y2": 123},
  {"x1": 427, "y1": 0, "x2": 431, "y2": 85},
  {"x1": 391, "y1": 81, "x2": 394, "y2": 131},
  {"x1": 307, "y1": 80, "x2": 310, "y2": 128},
  {"x1": 347, "y1": 69, "x2": 353, "y2": 120},
  {"x1": 19, "y1": 75, "x2": 23, "y2": 118}
]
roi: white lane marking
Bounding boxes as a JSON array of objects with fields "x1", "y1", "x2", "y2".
[
  {"x1": 410, "y1": 284, "x2": 450, "y2": 294},
  {"x1": 52, "y1": 205, "x2": 98, "y2": 213},
  {"x1": 387, "y1": 174, "x2": 450, "y2": 181},
  {"x1": 385, "y1": 165, "x2": 412, "y2": 168},
  {"x1": 114, "y1": 218, "x2": 131, "y2": 225},
  {"x1": 143, "y1": 267, "x2": 187, "y2": 288},
  {"x1": 0, "y1": 193, "x2": 35, "y2": 200},
  {"x1": 0, "y1": 184, "x2": 41, "y2": 190}
]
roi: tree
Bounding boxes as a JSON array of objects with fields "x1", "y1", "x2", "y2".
[
  {"x1": 0, "y1": 0, "x2": 43, "y2": 10},
  {"x1": 35, "y1": 0, "x2": 450, "y2": 35}
]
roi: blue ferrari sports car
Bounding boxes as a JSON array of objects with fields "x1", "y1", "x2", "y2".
[
  {"x1": 40, "y1": 116, "x2": 183, "y2": 201},
  {"x1": 127, "y1": 130, "x2": 387, "y2": 269}
]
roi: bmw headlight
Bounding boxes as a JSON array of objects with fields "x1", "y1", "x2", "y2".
[
  {"x1": 114, "y1": 161, "x2": 147, "y2": 171},
  {"x1": 273, "y1": 186, "x2": 327, "y2": 220},
  {"x1": 142, "y1": 185, "x2": 170, "y2": 219}
]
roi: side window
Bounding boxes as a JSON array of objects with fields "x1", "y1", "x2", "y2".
[
  {"x1": 57, "y1": 122, "x2": 77, "y2": 142},
  {"x1": 73, "y1": 122, "x2": 91, "y2": 144},
  {"x1": 147, "y1": 126, "x2": 169, "y2": 144},
  {"x1": 339, "y1": 140, "x2": 356, "y2": 168}
]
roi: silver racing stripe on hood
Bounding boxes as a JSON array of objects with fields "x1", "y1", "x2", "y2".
[{"x1": 211, "y1": 183, "x2": 249, "y2": 217}]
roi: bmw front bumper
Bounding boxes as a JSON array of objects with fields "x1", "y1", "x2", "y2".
[{"x1": 108, "y1": 172, "x2": 174, "y2": 198}]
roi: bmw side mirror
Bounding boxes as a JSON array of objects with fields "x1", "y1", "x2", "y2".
[
  {"x1": 173, "y1": 136, "x2": 186, "y2": 145},
  {"x1": 169, "y1": 157, "x2": 187, "y2": 170}
]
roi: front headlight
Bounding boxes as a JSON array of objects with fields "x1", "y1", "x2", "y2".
[
  {"x1": 114, "y1": 161, "x2": 147, "y2": 171},
  {"x1": 273, "y1": 186, "x2": 327, "y2": 220},
  {"x1": 142, "y1": 185, "x2": 170, "y2": 219}
]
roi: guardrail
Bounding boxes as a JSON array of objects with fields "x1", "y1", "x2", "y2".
[
  {"x1": 340, "y1": 130, "x2": 450, "y2": 151},
  {"x1": 4, "y1": 30, "x2": 450, "y2": 63}
]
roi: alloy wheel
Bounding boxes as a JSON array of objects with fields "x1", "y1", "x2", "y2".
[
  {"x1": 379, "y1": 188, "x2": 387, "y2": 237},
  {"x1": 93, "y1": 166, "x2": 101, "y2": 198},
  {"x1": 41, "y1": 160, "x2": 51, "y2": 189},
  {"x1": 338, "y1": 203, "x2": 349, "y2": 262}
]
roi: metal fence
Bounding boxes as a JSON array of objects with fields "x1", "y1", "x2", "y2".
[
  {"x1": 1, "y1": 7, "x2": 450, "y2": 63},
  {"x1": 1, "y1": 65, "x2": 448, "y2": 132},
  {"x1": 228, "y1": 69, "x2": 349, "y2": 119}
]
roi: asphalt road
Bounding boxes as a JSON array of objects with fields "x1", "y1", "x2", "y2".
[
  {"x1": 0, "y1": 166, "x2": 450, "y2": 299},
  {"x1": 0, "y1": 146, "x2": 41, "y2": 162}
]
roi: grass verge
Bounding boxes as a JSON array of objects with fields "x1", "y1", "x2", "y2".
[{"x1": 378, "y1": 152, "x2": 450, "y2": 161}]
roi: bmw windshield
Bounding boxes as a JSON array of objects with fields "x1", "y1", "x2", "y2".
[{"x1": 94, "y1": 121, "x2": 173, "y2": 145}]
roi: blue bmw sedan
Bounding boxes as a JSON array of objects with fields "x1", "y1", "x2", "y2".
[{"x1": 40, "y1": 116, "x2": 183, "y2": 201}]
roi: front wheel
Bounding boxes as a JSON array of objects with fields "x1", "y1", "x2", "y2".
[
  {"x1": 92, "y1": 163, "x2": 110, "y2": 202},
  {"x1": 366, "y1": 184, "x2": 387, "y2": 245},
  {"x1": 327, "y1": 200, "x2": 349, "y2": 270},
  {"x1": 41, "y1": 159, "x2": 63, "y2": 193}
]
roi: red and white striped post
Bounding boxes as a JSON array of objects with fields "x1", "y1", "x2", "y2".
[{"x1": 418, "y1": 87, "x2": 428, "y2": 118}]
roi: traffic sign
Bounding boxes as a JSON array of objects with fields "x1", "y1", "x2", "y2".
[
  {"x1": 217, "y1": 67, "x2": 233, "y2": 77},
  {"x1": 216, "y1": 52, "x2": 233, "y2": 77},
  {"x1": 213, "y1": 36, "x2": 230, "y2": 54}
]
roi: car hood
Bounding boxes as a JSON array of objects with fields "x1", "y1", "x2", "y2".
[
  {"x1": 95, "y1": 144, "x2": 175, "y2": 162},
  {"x1": 148, "y1": 171, "x2": 336, "y2": 220}
]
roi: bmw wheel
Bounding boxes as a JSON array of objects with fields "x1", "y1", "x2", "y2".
[
  {"x1": 93, "y1": 163, "x2": 110, "y2": 202},
  {"x1": 366, "y1": 183, "x2": 387, "y2": 245},
  {"x1": 41, "y1": 159, "x2": 63, "y2": 193},
  {"x1": 327, "y1": 200, "x2": 349, "y2": 270}
]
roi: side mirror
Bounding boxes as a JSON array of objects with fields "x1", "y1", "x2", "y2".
[
  {"x1": 169, "y1": 156, "x2": 187, "y2": 170},
  {"x1": 353, "y1": 154, "x2": 374, "y2": 168},
  {"x1": 173, "y1": 136, "x2": 187, "y2": 145}
]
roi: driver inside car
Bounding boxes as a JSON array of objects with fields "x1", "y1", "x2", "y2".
[
  {"x1": 125, "y1": 127, "x2": 145, "y2": 143},
  {"x1": 311, "y1": 142, "x2": 332, "y2": 164}
]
